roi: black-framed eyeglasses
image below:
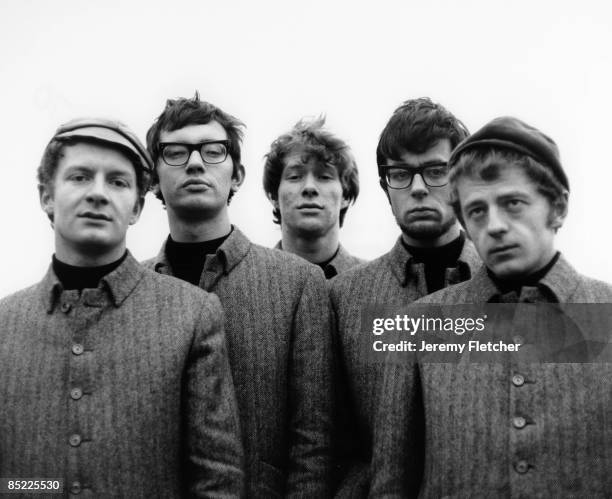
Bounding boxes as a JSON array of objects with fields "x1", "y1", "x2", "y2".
[
  {"x1": 159, "y1": 140, "x2": 231, "y2": 166},
  {"x1": 380, "y1": 162, "x2": 450, "y2": 189}
]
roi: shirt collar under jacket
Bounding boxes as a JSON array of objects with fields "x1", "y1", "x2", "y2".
[
  {"x1": 387, "y1": 234, "x2": 481, "y2": 288},
  {"x1": 153, "y1": 225, "x2": 251, "y2": 279},
  {"x1": 466, "y1": 254, "x2": 580, "y2": 303},
  {"x1": 41, "y1": 250, "x2": 146, "y2": 313},
  {"x1": 274, "y1": 241, "x2": 362, "y2": 278}
]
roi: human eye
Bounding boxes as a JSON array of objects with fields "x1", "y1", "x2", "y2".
[
  {"x1": 389, "y1": 169, "x2": 410, "y2": 181},
  {"x1": 110, "y1": 177, "x2": 130, "y2": 188},
  {"x1": 505, "y1": 198, "x2": 525, "y2": 212},
  {"x1": 201, "y1": 143, "x2": 227, "y2": 162},
  {"x1": 163, "y1": 145, "x2": 188, "y2": 161},
  {"x1": 67, "y1": 171, "x2": 90, "y2": 183},
  {"x1": 425, "y1": 165, "x2": 448, "y2": 178},
  {"x1": 466, "y1": 205, "x2": 486, "y2": 220}
]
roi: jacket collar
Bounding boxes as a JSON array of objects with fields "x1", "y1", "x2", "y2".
[
  {"x1": 274, "y1": 240, "x2": 360, "y2": 277},
  {"x1": 387, "y1": 233, "x2": 481, "y2": 287},
  {"x1": 153, "y1": 225, "x2": 251, "y2": 277},
  {"x1": 470, "y1": 253, "x2": 580, "y2": 303},
  {"x1": 42, "y1": 250, "x2": 145, "y2": 313}
]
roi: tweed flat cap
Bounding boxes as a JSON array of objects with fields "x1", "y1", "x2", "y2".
[
  {"x1": 448, "y1": 116, "x2": 569, "y2": 191},
  {"x1": 53, "y1": 117, "x2": 153, "y2": 172}
]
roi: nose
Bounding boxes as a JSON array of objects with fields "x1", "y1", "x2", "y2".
[
  {"x1": 409, "y1": 172, "x2": 429, "y2": 198},
  {"x1": 85, "y1": 175, "x2": 109, "y2": 205},
  {"x1": 301, "y1": 173, "x2": 319, "y2": 197},
  {"x1": 185, "y1": 149, "x2": 205, "y2": 174},
  {"x1": 486, "y1": 206, "x2": 508, "y2": 237}
]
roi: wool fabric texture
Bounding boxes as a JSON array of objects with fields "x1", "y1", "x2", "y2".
[
  {"x1": 145, "y1": 226, "x2": 333, "y2": 498},
  {"x1": 329, "y1": 236, "x2": 481, "y2": 497},
  {"x1": 370, "y1": 256, "x2": 612, "y2": 498},
  {"x1": 0, "y1": 252, "x2": 243, "y2": 497}
]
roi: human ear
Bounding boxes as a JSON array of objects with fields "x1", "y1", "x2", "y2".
[
  {"x1": 549, "y1": 191, "x2": 569, "y2": 230},
  {"x1": 38, "y1": 183, "x2": 55, "y2": 223}
]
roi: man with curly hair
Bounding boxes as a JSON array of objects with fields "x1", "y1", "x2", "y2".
[{"x1": 263, "y1": 116, "x2": 363, "y2": 278}]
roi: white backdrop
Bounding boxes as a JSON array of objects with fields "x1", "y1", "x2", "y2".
[{"x1": 1, "y1": 0, "x2": 611, "y2": 298}]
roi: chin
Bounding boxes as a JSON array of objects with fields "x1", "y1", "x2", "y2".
[
  {"x1": 488, "y1": 260, "x2": 528, "y2": 280},
  {"x1": 400, "y1": 222, "x2": 445, "y2": 240}
]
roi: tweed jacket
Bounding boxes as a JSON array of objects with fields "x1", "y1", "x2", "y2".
[
  {"x1": 370, "y1": 255, "x2": 612, "y2": 498},
  {"x1": 145, "y1": 227, "x2": 333, "y2": 498},
  {"x1": 329, "y1": 235, "x2": 481, "y2": 497},
  {"x1": 0, "y1": 252, "x2": 243, "y2": 498},
  {"x1": 274, "y1": 241, "x2": 366, "y2": 278}
]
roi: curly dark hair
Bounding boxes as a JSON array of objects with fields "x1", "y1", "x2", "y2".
[{"x1": 263, "y1": 116, "x2": 359, "y2": 226}]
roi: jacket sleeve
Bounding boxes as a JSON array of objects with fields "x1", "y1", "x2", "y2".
[
  {"x1": 368, "y1": 360, "x2": 424, "y2": 498},
  {"x1": 185, "y1": 293, "x2": 245, "y2": 498},
  {"x1": 286, "y1": 268, "x2": 334, "y2": 497}
]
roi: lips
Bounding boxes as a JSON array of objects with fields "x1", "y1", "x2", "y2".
[
  {"x1": 182, "y1": 178, "x2": 211, "y2": 188},
  {"x1": 489, "y1": 244, "x2": 519, "y2": 256},
  {"x1": 78, "y1": 212, "x2": 112, "y2": 221},
  {"x1": 406, "y1": 207, "x2": 439, "y2": 219},
  {"x1": 297, "y1": 203, "x2": 323, "y2": 210}
]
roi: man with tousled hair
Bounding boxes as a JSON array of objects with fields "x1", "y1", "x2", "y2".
[
  {"x1": 263, "y1": 116, "x2": 363, "y2": 278},
  {"x1": 370, "y1": 117, "x2": 612, "y2": 497},
  {"x1": 0, "y1": 118, "x2": 243, "y2": 497},
  {"x1": 144, "y1": 94, "x2": 333, "y2": 497},
  {"x1": 329, "y1": 98, "x2": 480, "y2": 497}
]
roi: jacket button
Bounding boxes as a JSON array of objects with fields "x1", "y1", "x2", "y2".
[
  {"x1": 513, "y1": 335, "x2": 524, "y2": 345},
  {"x1": 69, "y1": 481, "x2": 82, "y2": 494},
  {"x1": 513, "y1": 416, "x2": 527, "y2": 429},
  {"x1": 69, "y1": 434, "x2": 82, "y2": 447},
  {"x1": 512, "y1": 374, "x2": 525, "y2": 387},
  {"x1": 72, "y1": 344, "x2": 84, "y2": 355},
  {"x1": 61, "y1": 302, "x2": 72, "y2": 313},
  {"x1": 70, "y1": 388, "x2": 83, "y2": 400},
  {"x1": 514, "y1": 460, "x2": 529, "y2": 474}
]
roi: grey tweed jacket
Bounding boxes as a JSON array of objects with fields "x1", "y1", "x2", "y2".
[
  {"x1": 329, "y1": 236, "x2": 481, "y2": 497},
  {"x1": 145, "y1": 227, "x2": 333, "y2": 498},
  {"x1": 0, "y1": 252, "x2": 243, "y2": 498},
  {"x1": 370, "y1": 255, "x2": 612, "y2": 498}
]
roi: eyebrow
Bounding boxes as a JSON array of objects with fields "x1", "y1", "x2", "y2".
[{"x1": 386, "y1": 160, "x2": 447, "y2": 168}]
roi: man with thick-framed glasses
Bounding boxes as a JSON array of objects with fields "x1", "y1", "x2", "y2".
[
  {"x1": 329, "y1": 98, "x2": 481, "y2": 497},
  {"x1": 143, "y1": 93, "x2": 333, "y2": 497}
]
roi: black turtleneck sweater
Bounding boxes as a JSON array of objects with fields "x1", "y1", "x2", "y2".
[
  {"x1": 52, "y1": 251, "x2": 128, "y2": 291},
  {"x1": 403, "y1": 232, "x2": 465, "y2": 293},
  {"x1": 166, "y1": 230, "x2": 232, "y2": 286},
  {"x1": 488, "y1": 251, "x2": 560, "y2": 294}
]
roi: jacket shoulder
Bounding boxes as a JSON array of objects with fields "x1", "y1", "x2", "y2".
[
  {"x1": 247, "y1": 243, "x2": 326, "y2": 280},
  {"x1": 330, "y1": 253, "x2": 391, "y2": 295},
  {"x1": 572, "y1": 274, "x2": 612, "y2": 302},
  {"x1": 0, "y1": 282, "x2": 41, "y2": 313}
]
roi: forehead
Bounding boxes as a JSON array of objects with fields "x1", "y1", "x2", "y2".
[
  {"x1": 58, "y1": 141, "x2": 136, "y2": 176},
  {"x1": 457, "y1": 163, "x2": 540, "y2": 203},
  {"x1": 160, "y1": 121, "x2": 228, "y2": 143},
  {"x1": 389, "y1": 139, "x2": 452, "y2": 165},
  {"x1": 283, "y1": 147, "x2": 335, "y2": 169}
]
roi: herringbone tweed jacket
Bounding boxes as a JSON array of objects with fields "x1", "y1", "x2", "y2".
[
  {"x1": 329, "y1": 236, "x2": 481, "y2": 497},
  {"x1": 0, "y1": 252, "x2": 243, "y2": 497},
  {"x1": 145, "y1": 227, "x2": 333, "y2": 498},
  {"x1": 370, "y1": 255, "x2": 612, "y2": 498}
]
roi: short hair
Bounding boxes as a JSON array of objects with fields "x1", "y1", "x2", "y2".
[
  {"x1": 37, "y1": 136, "x2": 151, "y2": 200},
  {"x1": 146, "y1": 92, "x2": 245, "y2": 203},
  {"x1": 263, "y1": 116, "x2": 359, "y2": 226},
  {"x1": 449, "y1": 147, "x2": 568, "y2": 226},
  {"x1": 376, "y1": 97, "x2": 469, "y2": 186}
]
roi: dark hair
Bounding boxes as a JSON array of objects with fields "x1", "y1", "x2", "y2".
[
  {"x1": 376, "y1": 97, "x2": 469, "y2": 188},
  {"x1": 263, "y1": 116, "x2": 359, "y2": 226},
  {"x1": 37, "y1": 136, "x2": 151, "y2": 200},
  {"x1": 450, "y1": 147, "x2": 568, "y2": 226},
  {"x1": 146, "y1": 92, "x2": 245, "y2": 203}
]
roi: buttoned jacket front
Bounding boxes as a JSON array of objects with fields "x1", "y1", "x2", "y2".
[
  {"x1": 146, "y1": 227, "x2": 333, "y2": 498},
  {"x1": 329, "y1": 236, "x2": 481, "y2": 497},
  {"x1": 0, "y1": 253, "x2": 243, "y2": 498},
  {"x1": 371, "y1": 256, "x2": 612, "y2": 498}
]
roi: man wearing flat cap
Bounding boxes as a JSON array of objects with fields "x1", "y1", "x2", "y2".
[
  {"x1": 370, "y1": 117, "x2": 612, "y2": 497},
  {"x1": 329, "y1": 98, "x2": 481, "y2": 497},
  {"x1": 0, "y1": 118, "x2": 244, "y2": 497},
  {"x1": 144, "y1": 94, "x2": 333, "y2": 497}
]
